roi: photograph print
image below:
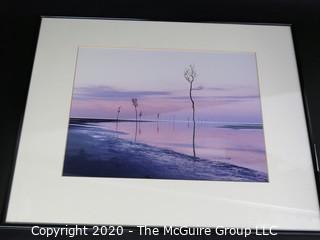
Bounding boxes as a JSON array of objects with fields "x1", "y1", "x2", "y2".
[{"x1": 63, "y1": 48, "x2": 268, "y2": 182}]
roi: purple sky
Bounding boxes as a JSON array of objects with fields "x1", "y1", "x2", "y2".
[{"x1": 70, "y1": 48, "x2": 263, "y2": 123}]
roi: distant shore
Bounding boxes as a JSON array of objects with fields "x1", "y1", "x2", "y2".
[
  {"x1": 69, "y1": 117, "x2": 263, "y2": 129},
  {"x1": 69, "y1": 117, "x2": 153, "y2": 124}
]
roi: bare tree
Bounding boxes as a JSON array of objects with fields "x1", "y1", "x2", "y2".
[
  {"x1": 138, "y1": 110, "x2": 143, "y2": 135},
  {"x1": 184, "y1": 64, "x2": 197, "y2": 158},
  {"x1": 132, "y1": 98, "x2": 138, "y2": 121},
  {"x1": 116, "y1": 106, "x2": 121, "y2": 121},
  {"x1": 156, "y1": 113, "x2": 160, "y2": 133},
  {"x1": 132, "y1": 98, "x2": 138, "y2": 141},
  {"x1": 115, "y1": 106, "x2": 121, "y2": 132}
]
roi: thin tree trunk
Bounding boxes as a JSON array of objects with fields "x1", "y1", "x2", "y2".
[
  {"x1": 135, "y1": 108, "x2": 138, "y2": 122},
  {"x1": 116, "y1": 112, "x2": 119, "y2": 131},
  {"x1": 189, "y1": 82, "x2": 196, "y2": 158},
  {"x1": 134, "y1": 108, "x2": 138, "y2": 141}
]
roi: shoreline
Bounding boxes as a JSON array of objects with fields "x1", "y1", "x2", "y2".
[{"x1": 63, "y1": 123, "x2": 268, "y2": 182}]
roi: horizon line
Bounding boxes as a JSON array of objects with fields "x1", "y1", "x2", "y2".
[{"x1": 70, "y1": 117, "x2": 263, "y2": 125}]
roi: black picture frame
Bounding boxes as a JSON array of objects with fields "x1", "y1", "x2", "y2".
[{"x1": 1, "y1": 1, "x2": 320, "y2": 239}]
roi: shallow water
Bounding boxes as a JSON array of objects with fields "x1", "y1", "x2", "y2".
[
  {"x1": 94, "y1": 120, "x2": 267, "y2": 173},
  {"x1": 63, "y1": 122, "x2": 268, "y2": 182}
]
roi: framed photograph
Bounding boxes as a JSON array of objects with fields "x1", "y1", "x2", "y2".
[
  {"x1": 2, "y1": 17, "x2": 320, "y2": 236},
  {"x1": 63, "y1": 47, "x2": 268, "y2": 182}
]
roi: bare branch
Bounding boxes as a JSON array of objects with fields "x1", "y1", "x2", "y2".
[
  {"x1": 184, "y1": 64, "x2": 197, "y2": 83},
  {"x1": 131, "y1": 98, "x2": 138, "y2": 108}
]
